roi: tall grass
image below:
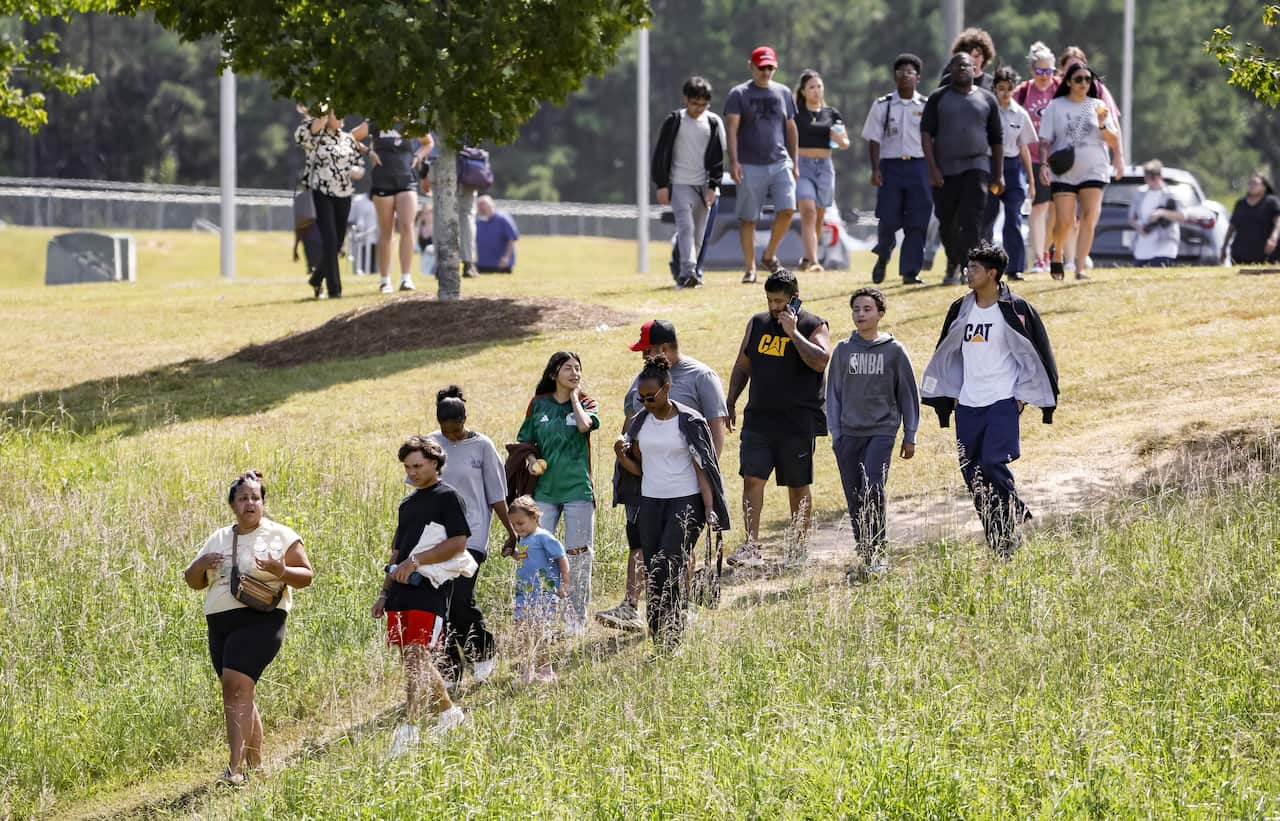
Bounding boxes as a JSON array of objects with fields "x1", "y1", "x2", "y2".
[{"x1": 181, "y1": 437, "x2": 1280, "y2": 819}]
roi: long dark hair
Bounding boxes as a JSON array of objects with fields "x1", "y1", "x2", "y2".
[
  {"x1": 1054, "y1": 62, "x2": 1101, "y2": 99},
  {"x1": 795, "y1": 69, "x2": 823, "y2": 109},
  {"x1": 534, "y1": 351, "x2": 582, "y2": 396}
]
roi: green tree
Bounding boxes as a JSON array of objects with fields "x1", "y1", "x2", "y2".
[
  {"x1": 0, "y1": 0, "x2": 111, "y2": 130},
  {"x1": 127, "y1": 0, "x2": 650, "y2": 299},
  {"x1": 1207, "y1": 4, "x2": 1280, "y2": 105}
]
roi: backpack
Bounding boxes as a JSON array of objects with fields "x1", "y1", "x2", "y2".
[{"x1": 456, "y1": 146, "x2": 494, "y2": 190}]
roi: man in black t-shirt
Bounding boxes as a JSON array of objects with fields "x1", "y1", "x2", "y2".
[
  {"x1": 726, "y1": 269, "x2": 831, "y2": 567},
  {"x1": 372, "y1": 435, "x2": 471, "y2": 754}
]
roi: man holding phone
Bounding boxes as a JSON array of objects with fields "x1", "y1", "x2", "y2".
[{"x1": 726, "y1": 268, "x2": 831, "y2": 567}]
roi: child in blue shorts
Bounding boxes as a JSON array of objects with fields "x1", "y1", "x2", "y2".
[{"x1": 508, "y1": 495, "x2": 570, "y2": 683}]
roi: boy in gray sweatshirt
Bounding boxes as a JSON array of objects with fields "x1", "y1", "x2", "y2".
[{"x1": 825, "y1": 287, "x2": 920, "y2": 578}]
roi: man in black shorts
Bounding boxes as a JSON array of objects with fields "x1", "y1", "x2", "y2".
[{"x1": 726, "y1": 269, "x2": 830, "y2": 566}]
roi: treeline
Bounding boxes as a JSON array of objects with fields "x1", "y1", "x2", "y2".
[{"x1": 1, "y1": 1, "x2": 1275, "y2": 205}]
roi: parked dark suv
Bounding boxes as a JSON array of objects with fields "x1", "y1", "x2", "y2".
[{"x1": 1089, "y1": 165, "x2": 1229, "y2": 266}]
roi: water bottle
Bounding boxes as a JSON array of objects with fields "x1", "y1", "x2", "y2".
[
  {"x1": 385, "y1": 563, "x2": 425, "y2": 587},
  {"x1": 829, "y1": 122, "x2": 846, "y2": 149}
]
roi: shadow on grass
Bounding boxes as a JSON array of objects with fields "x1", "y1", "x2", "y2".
[{"x1": 3, "y1": 296, "x2": 631, "y2": 438}]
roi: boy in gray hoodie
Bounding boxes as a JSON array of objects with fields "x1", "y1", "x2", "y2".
[{"x1": 825, "y1": 287, "x2": 920, "y2": 578}]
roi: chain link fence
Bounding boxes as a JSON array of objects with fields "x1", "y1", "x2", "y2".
[{"x1": 0, "y1": 177, "x2": 674, "y2": 239}]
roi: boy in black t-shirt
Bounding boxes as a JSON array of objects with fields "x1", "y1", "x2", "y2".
[
  {"x1": 373, "y1": 435, "x2": 471, "y2": 755},
  {"x1": 726, "y1": 269, "x2": 831, "y2": 567}
]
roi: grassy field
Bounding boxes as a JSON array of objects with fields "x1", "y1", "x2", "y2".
[{"x1": 1, "y1": 226, "x2": 1278, "y2": 819}]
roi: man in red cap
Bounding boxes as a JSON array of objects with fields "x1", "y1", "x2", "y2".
[
  {"x1": 597, "y1": 319, "x2": 729, "y2": 632},
  {"x1": 724, "y1": 46, "x2": 799, "y2": 284}
]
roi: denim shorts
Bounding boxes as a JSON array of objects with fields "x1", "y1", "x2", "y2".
[
  {"x1": 736, "y1": 160, "x2": 797, "y2": 221},
  {"x1": 536, "y1": 498, "x2": 595, "y2": 549},
  {"x1": 796, "y1": 156, "x2": 835, "y2": 208}
]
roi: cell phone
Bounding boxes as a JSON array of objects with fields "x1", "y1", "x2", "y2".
[{"x1": 787, "y1": 295, "x2": 803, "y2": 314}]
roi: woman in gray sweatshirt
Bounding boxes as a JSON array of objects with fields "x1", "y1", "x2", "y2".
[{"x1": 825, "y1": 287, "x2": 920, "y2": 579}]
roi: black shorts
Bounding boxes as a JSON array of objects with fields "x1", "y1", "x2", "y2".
[
  {"x1": 476, "y1": 265, "x2": 513, "y2": 274},
  {"x1": 739, "y1": 428, "x2": 815, "y2": 487},
  {"x1": 1030, "y1": 164, "x2": 1052, "y2": 205},
  {"x1": 1051, "y1": 180, "x2": 1106, "y2": 196},
  {"x1": 207, "y1": 607, "x2": 288, "y2": 682},
  {"x1": 371, "y1": 186, "x2": 415, "y2": 198},
  {"x1": 624, "y1": 503, "x2": 642, "y2": 551}
]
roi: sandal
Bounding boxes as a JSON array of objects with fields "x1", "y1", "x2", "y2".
[
  {"x1": 760, "y1": 255, "x2": 783, "y2": 274},
  {"x1": 1049, "y1": 261, "x2": 1065, "y2": 281},
  {"x1": 217, "y1": 766, "x2": 249, "y2": 787}
]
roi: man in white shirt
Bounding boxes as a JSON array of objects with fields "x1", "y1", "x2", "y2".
[
  {"x1": 1128, "y1": 159, "x2": 1185, "y2": 267},
  {"x1": 862, "y1": 53, "x2": 931, "y2": 285}
]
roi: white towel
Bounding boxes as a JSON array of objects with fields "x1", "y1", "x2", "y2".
[{"x1": 411, "y1": 522, "x2": 478, "y2": 588}]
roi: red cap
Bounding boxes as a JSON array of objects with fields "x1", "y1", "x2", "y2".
[
  {"x1": 751, "y1": 46, "x2": 778, "y2": 68},
  {"x1": 629, "y1": 319, "x2": 677, "y2": 351}
]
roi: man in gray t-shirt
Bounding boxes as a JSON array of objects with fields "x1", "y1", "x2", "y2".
[
  {"x1": 922, "y1": 52, "x2": 1004, "y2": 285},
  {"x1": 723, "y1": 45, "x2": 799, "y2": 284},
  {"x1": 596, "y1": 319, "x2": 729, "y2": 633}
]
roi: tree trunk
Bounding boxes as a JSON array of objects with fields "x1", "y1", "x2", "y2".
[{"x1": 430, "y1": 130, "x2": 462, "y2": 301}]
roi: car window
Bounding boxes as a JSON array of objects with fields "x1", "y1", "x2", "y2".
[{"x1": 1103, "y1": 179, "x2": 1200, "y2": 208}]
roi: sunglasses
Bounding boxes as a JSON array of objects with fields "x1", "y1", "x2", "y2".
[
  {"x1": 753, "y1": 65, "x2": 776, "y2": 72},
  {"x1": 638, "y1": 390, "x2": 664, "y2": 403},
  {"x1": 1071, "y1": 74, "x2": 1093, "y2": 85},
  {"x1": 1033, "y1": 67, "x2": 1055, "y2": 76}
]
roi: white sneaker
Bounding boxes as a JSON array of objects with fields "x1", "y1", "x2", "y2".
[
  {"x1": 431, "y1": 706, "x2": 466, "y2": 738},
  {"x1": 379, "y1": 278, "x2": 393, "y2": 294},
  {"x1": 472, "y1": 657, "x2": 497, "y2": 683},
  {"x1": 1084, "y1": 255, "x2": 1095, "y2": 270},
  {"x1": 399, "y1": 276, "x2": 416, "y2": 291},
  {"x1": 1030, "y1": 258, "x2": 1047, "y2": 274},
  {"x1": 726, "y1": 542, "x2": 763, "y2": 567},
  {"x1": 387, "y1": 722, "x2": 419, "y2": 758}
]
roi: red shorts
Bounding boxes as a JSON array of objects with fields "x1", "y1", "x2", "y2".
[{"x1": 386, "y1": 609, "x2": 443, "y2": 648}]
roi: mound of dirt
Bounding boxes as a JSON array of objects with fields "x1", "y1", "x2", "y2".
[{"x1": 232, "y1": 295, "x2": 632, "y2": 369}]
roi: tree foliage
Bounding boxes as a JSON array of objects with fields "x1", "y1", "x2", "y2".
[
  {"x1": 1206, "y1": 4, "x2": 1280, "y2": 105},
  {"x1": 0, "y1": 0, "x2": 111, "y2": 130},
  {"x1": 126, "y1": 0, "x2": 649, "y2": 148}
]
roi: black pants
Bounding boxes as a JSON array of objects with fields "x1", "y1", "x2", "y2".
[
  {"x1": 933, "y1": 169, "x2": 989, "y2": 272},
  {"x1": 439, "y1": 548, "x2": 495, "y2": 681},
  {"x1": 638, "y1": 494, "x2": 705, "y2": 648},
  {"x1": 311, "y1": 191, "x2": 351, "y2": 297}
]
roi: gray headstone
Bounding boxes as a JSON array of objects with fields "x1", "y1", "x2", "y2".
[{"x1": 45, "y1": 232, "x2": 137, "y2": 286}]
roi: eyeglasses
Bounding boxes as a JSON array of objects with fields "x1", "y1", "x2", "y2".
[
  {"x1": 1071, "y1": 75, "x2": 1093, "y2": 85},
  {"x1": 1033, "y1": 67, "x2": 1055, "y2": 76},
  {"x1": 894, "y1": 67, "x2": 918, "y2": 75}
]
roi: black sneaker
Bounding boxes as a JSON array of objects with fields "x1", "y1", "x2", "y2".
[
  {"x1": 871, "y1": 258, "x2": 888, "y2": 284},
  {"x1": 940, "y1": 266, "x2": 961, "y2": 286},
  {"x1": 462, "y1": 263, "x2": 479, "y2": 278},
  {"x1": 901, "y1": 273, "x2": 925, "y2": 285},
  {"x1": 1007, "y1": 271, "x2": 1026, "y2": 281}
]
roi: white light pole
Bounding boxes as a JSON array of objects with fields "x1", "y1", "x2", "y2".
[
  {"x1": 943, "y1": 0, "x2": 963, "y2": 62},
  {"x1": 1122, "y1": 0, "x2": 1134, "y2": 163},
  {"x1": 636, "y1": 26, "x2": 650, "y2": 274},
  {"x1": 219, "y1": 65, "x2": 236, "y2": 279}
]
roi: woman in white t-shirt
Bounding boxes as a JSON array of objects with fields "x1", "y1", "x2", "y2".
[
  {"x1": 1037, "y1": 62, "x2": 1121, "y2": 281},
  {"x1": 614, "y1": 355, "x2": 722, "y2": 649},
  {"x1": 183, "y1": 470, "x2": 313, "y2": 787}
]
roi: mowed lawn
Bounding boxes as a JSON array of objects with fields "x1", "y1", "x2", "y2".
[{"x1": 1, "y1": 226, "x2": 1279, "y2": 819}]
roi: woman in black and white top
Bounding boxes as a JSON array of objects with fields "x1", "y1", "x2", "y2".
[
  {"x1": 614, "y1": 355, "x2": 729, "y2": 649},
  {"x1": 294, "y1": 106, "x2": 368, "y2": 299},
  {"x1": 369, "y1": 126, "x2": 433, "y2": 294},
  {"x1": 793, "y1": 69, "x2": 849, "y2": 273}
]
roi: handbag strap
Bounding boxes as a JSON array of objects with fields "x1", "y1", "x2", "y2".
[{"x1": 229, "y1": 525, "x2": 241, "y2": 584}]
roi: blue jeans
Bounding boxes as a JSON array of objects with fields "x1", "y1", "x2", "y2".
[
  {"x1": 536, "y1": 499, "x2": 594, "y2": 627},
  {"x1": 873, "y1": 158, "x2": 933, "y2": 276},
  {"x1": 982, "y1": 157, "x2": 1028, "y2": 274},
  {"x1": 955, "y1": 398, "x2": 1029, "y2": 555}
]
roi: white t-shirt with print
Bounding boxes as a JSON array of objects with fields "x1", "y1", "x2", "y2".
[
  {"x1": 958, "y1": 303, "x2": 1017, "y2": 407},
  {"x1": 1037, "y1": 97, "x2": 1119, "y2": 186},
  {"x1": 193, "y1": 518, "x2": 302, "y2": 615},
  {"x1": 1130, "y1": 187, "x2": 1182, "y2": 261}
]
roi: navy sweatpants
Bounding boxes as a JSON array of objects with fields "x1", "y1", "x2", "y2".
[
  {"x1": 981, "y1": 157, "x2": 1028, "y2": 275},
  {"x1": 873, "y1": 158, "x2": 933, "y2": 277},
  {"x1": 834, "y1": 434, "x2": 895, "y2": 560},
  {"x1": 955, "y1": 398, "x2": 1029, "y2": 555}
]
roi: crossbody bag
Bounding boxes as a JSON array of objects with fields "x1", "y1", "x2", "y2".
[{"x1": 230, "y1": 526, "x2": 285, "y2": 612}]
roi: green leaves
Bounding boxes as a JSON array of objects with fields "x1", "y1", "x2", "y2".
[
  {"x1": 1205, "y1": 5, "x2": 1280, "y2": 107},
  {"x1": 0, "y1": 0, "x2": 108, "y2": 130}
]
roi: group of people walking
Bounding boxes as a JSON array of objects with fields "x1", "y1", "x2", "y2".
[
  {"x1": 186, "y1": 236, "x2": 1058, "y2": 778},
  {"x1": 657, "y1": 32, "x2": 1131, "y2": 288}
]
